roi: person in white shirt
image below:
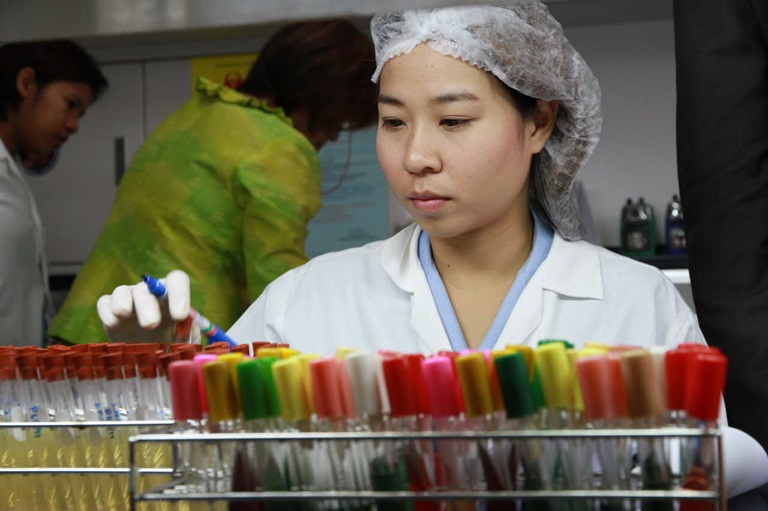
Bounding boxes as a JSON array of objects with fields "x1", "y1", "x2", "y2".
[
  {"x1": 96, "y1": 2, "x2": 768, "y2": 497},
  {"x1": 0, "y1": 39, "x2": 107, "y2": 346}
]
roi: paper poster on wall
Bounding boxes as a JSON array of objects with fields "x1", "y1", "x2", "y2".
[
  {"x1": 189, "y1": 53, "x2": 258, "y2": 93},
  {"x1": 305, "y1": 127, "x2": 390, "y2": 258}
]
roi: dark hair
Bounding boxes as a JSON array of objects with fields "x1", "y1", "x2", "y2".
[
  {"x1": 0, "y1": 39, "x2": 108, "y2": 120},
  {"x1": 504, "y1": 85, "x2": 538, "y2": 119},
  {"x1": 239, "y1": 19, "x2": 377, "y2": 132},
  {"x1": 499, "y1": 81, "x2": 556, "y2": 231}
]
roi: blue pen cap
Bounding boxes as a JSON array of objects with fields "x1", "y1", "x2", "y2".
[
  {"x1": 206, "y1": 327, "x2": 238, "y2": 348},
  {"x1": 142, "y1": 274, "x2": 167, "y2": 297}
]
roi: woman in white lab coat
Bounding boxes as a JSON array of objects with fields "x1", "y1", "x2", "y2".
[
  {"x1": 0, "y1": 40, "x2": 107, "y2": 346},
  {"x1": 101, "y1": 2, "x2": 697, "y2": 354},
  {"x1": 99, "y1": 2, "x2": 768, "y2": 497}
]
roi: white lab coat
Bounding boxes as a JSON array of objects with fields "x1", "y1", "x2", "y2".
[
  {"x1": 230, "y1": 222, "x2": 768, "y2": 497},
  {"x1": 230, "y1": 222, "x2": 704, "y2": 353},
  {"x1": 0, "y1": 140, "x2": 52, "y2": 346}
]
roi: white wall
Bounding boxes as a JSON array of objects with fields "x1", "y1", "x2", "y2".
[{"x1": 565, "y1": 19, "x2": 678, "y2": 248}]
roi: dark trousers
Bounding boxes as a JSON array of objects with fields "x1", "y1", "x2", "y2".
[{"x1": 674, "y1": 0, "x2": 768, "y2": 451}]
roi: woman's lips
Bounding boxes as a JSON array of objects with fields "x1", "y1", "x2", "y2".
[{"x1": 409, "y1": 193, "x2": 450, "y2": 212}]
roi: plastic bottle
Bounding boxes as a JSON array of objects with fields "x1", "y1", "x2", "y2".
[
  {"x1": 665, "y1": 194, "x2": 686, "y2": 255},
  {"x1": 621, "y1": 197, "x2": 656, "y2": 257},
  {"x1": 620, "y1": 198, "x2": 634, "y2": 253},
  {"x1": 640, "y1": 197, "x2": 657, "y2": 255}
]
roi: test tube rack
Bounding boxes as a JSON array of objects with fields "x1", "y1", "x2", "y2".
[
  {"x1": 0, "y1": 422, "x2": 725, "y2": 510},
  {"x1": 128, "y1": 426, "x2": 725, "y2": 511},
  {"x1": 0, "y1": 420, "x2": 174, "y2": 511}
]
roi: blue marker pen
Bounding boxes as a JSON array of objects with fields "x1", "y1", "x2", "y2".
[{"x1": 142, "y1": 274, "x2": 237, "y2": 347}]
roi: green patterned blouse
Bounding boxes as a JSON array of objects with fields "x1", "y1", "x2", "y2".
[{"x1": 49, "y1": 78, "x2": 321, "y2": 344}]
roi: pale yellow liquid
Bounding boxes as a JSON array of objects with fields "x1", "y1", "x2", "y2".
[
  {"x1": 106, "y1": 424, "x2": 130, "y2": 511},
  {"x1": 61, "y1": 426, "x2": 99, "y2": 511},
  {"x1": 22, "y1": 426, "x2": 50, "y2": 510},
  {"x1": 1, "y1": 426, "x2": 22, "y2": 509},
  {"x1": 51, "y1": 428, "x2": 78, "y2": 511},
  {"x1": 36, "y1": 426, "x2": 73, "y2": 510},
  {"x1": 4, "y1": 423, "x2": 53, "y2": 511},
  {"x1": 138, "y1": 440, "x2": 181, "y2": 511},
  {"x1": 83, "y1": 424, "x2": 125, "y2": 510}
]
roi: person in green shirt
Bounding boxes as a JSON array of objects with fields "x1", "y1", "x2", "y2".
[{"x1": 49, "y1": 19, "x2": 376, "y2": 345}]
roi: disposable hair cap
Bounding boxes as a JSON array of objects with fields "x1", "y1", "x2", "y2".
[{"x1": 371, "y1": 1, "x2": 602, "y2": 240}]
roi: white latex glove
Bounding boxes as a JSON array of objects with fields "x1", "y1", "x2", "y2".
[{"x1": 96, "y1": 269, "x2": 191, "y2": 343}]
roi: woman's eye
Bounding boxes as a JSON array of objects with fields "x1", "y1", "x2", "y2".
[
  {"x1": 441, "y1": 118, "x2": 470, "y2": 129},
  {"x1": 65, "y1": 98, "x2": 81, "y2": 109},
  {"x1": 380, "y1": 118, "x2": 404, "y2": 129}
]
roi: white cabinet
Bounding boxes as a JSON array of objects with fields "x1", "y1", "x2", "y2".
[{"x1": 23, "y1": 63, "x2": 145, "y2": 274}]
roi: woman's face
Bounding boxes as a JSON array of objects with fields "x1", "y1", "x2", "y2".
[
  {"x1": 376, "y1": 44, "x2": 549, "y2": 241},
  {"x1": 15, "y1": 74, "x2": 94, "y2": 161}
]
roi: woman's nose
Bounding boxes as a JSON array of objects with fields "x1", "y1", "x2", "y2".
[
  {"x1": 403, "y1": 129, "x2": 440, "y2": 175},
  {"x1": 65, "y1": 114, "x2": 80, "y2": 134}
]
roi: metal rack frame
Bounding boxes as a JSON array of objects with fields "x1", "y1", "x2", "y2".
[
  {"x1": 128, "y1": 427, "x2": 726, "y2": 510},
  {"x1": 0, "y1": 420, "x2": 174, "y2": 477}
]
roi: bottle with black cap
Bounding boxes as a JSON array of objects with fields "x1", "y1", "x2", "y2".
[{"x1": 665, "y1": 194, "x2": 686, "y2": 255}]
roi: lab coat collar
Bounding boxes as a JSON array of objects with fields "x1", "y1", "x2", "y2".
[
  {"x1": 375, "y1": 223, "x2": 422, "y2": 292},
  {"x1": 373, "y1": 224, "x2": 604, "y2": 352},
  {"x1": 0, "y1": 140, "x2": 24, "y2": 181},
  {"x1": 493, "y1": 230, "x2": 604, "y2": 348},
  {"x1": 375, "y1": 224, "x2": 452, "y2": 352},
  {"x1": 376, "y1": 224, "x2": 604, "y2": 299},
  {"x1": 0, "y1": 139, "x2": 13, "y2": 163},
  {"x1": 539, "y1": 234, "x2": 604, "y2": 300}
]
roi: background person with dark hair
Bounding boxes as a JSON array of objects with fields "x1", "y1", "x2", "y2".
[
  {"x1": 49, "y1": 19, "x2": 377, "y2": 345},
  {"x1": 0, "y1": 39, "x2": 108, "y2": 346},
  {"x1": 674, "y1": 0, "x2": 768, "y2": 455}
]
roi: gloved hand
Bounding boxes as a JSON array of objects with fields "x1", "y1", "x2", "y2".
[{"x1": 96, "y1": 269, "x2": 192, "y2": 343}]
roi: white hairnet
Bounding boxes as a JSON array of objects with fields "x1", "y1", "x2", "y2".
[{"x1": 370, "y1": 1, "x2": 602, "y2": 240}]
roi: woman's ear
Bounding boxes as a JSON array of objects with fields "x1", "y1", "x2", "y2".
[
  {"x1": 15, "y1": 67, "x2": 37, "y2": 99},
  {"x1": 530, "y1": 99, "x2": 558, "y2": 154}
]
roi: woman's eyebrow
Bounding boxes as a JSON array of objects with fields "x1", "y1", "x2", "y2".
[
  {"x1": 429, "y1": 90, "x2": 480, "y2": 105},
  {"x1": 377, "y1": 94, "x2": 403, "y2": 106},
  {"x1": 377, "y1": 90, "x2": 480, "y2": 107}
]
